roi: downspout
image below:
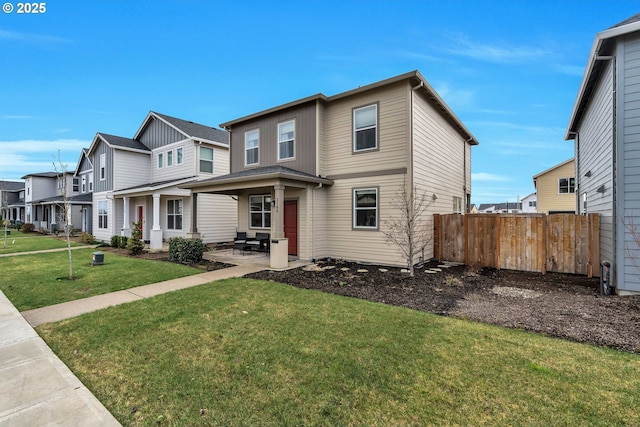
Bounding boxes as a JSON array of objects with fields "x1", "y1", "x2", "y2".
[
  {"x1": 464, "y1": 137, "x2": 473, "y2": 213},
  {"x1": 594, "y1": 52, "x2": 617, "y2": 292},
  {"x1": 568, "y1": 131, "x2": 580, "y2": 214}
]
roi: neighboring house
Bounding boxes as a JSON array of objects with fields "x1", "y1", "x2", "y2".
[
  {"x1": 184, "y1": 70, "x2": 478, "y2": 268},
  {"x1": 73, "y1": 148, "x2": 94, "y2": 233},
  {"x1": 565, "y1": 13, "x2": 640, "y2": 295},
  {"x1": 0, "y1": 180, "x2": 25, "y2": 224},
  {"x1": 532, "y1": 158, "x2": 576, "y2": 214},
  {"x1": 521, "y1": 192, "x2": 537, "y2": 213},
  {"x1": 469, "y1": 204, "x2": 478, "y2": 214},
  {"x1": 477, "y1": 202, "x2": 522, "y2": 213},
  {"x1": 89, "y1": 111, "x2": 236, "y2": 248},
  {"x1": 21, "y1": 171, "x2": 88, "y2": 232}
]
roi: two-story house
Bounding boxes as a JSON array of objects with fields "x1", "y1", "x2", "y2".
[
  {"x1": 89, "y1": 111, "x2": 236, "y2": 248},
  {"x1": 532, "y1": 158, "x2": 576, "y2": 214},
  {"x1": 0, "y1": 180, "x2": 25, "y2": 225},
  {"x1": 20, "y1": 171, "x2": 89, "y2": 233},
  {"x1": 185, "y1": 71, "x2": 478, "y2": 269},
  {"x1": 73, "y1": 148, "x2": 94, "y2": 233},
  {"x1": 565, "y1": 13, "x2": 640, "y2": 295}
]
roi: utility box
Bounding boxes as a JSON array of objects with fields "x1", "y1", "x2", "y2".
[{"x1": 92, "y1": 251, "x2": 104, "y2": 266}]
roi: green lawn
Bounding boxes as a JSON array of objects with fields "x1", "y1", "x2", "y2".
[
  {"x1": 0, "y1": 231, "x2": 83, "y2": 254},
  {"x1": 38, "y1": 278, "x2": 640, "y2": 427},
  {"x1": 0, "y1": 248, "x2": 204, "y2": 311}
]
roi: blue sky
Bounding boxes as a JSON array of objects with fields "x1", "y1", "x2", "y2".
[{"x1": 1, "y1": 1, "x2": 638, "y2": 205}]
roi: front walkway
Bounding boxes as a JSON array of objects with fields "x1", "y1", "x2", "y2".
[{"x1": 2, "y1": 246, "x2": 307, "y2": 426}]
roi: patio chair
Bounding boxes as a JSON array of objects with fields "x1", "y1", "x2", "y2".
[{"x1": 233, "y1": 231, "x2": 247, "y2": 254}]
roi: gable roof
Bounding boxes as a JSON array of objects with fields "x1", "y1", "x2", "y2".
[
  {"x1": 532, "y1": 158, "x2": 574, "y2": 180},
  {"x1": 478, "y1": 202, "x2": 522, "y2": 211},
  {"x1": 86, "y1": 132, "x2": 150, "y2": 157},
  {"x1": 135, "y1": 111, "x2": 229, "y2": 146},
  {"x1": 565, "y1": 13, "x2": 640, "y2": 139},
  {"x1": 220, "y1": 70, "x2": 478, "y2": 145},
  {"x1": 73, "y1": 148, "x2": 92, "y2": 176}
]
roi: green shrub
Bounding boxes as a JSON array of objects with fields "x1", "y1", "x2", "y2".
[
  {"x1": 79, "y1": 232, "x2": 96, "y2": 244},
  {"x1": 110, "y1": 236, "x2": 119, "y2": 247},
  {"x1": 127, "y1": 221, "x2": 144, "y2": 255},
  {"x1": 21, "y1": 223, "x2": 35, "y2": 233},
  {"x1": 118, "y1": 236, "x2": 128, "y2": 249},
  {"x1": 168, "y1": 237, "x2": 205, "y2": 264}
]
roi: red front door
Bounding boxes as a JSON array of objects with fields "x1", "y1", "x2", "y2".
[
  {"x1": 284, "y1": 200, "x2": 298, "y2": 256},
  {"x1": 137, "y1": 206, "x2": 144, "y2": 232}
]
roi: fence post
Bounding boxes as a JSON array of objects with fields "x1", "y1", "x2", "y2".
[
  {"x1": 540, "y1": 214, "x2": 547, "y2": 275},
  {"x1": 433, "y1": 214, "x2": 441, "y2": 261},
  {"x1": 494, "y1": 214, "x2": 501, "y2": 270},
  {"x1": 588, "y1": 213, "x2": 600, "y2": 278}
]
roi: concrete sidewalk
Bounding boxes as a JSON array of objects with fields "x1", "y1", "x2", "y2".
[
  {"x1": 1, "y1": 249, "x2": 291, "y2": 426},
  {"x1": 22, "y1": 263, "x2": 267, "y2": 327},
  {"x1": 0, "y1": 290, "x2": 121, "y2": 426}
]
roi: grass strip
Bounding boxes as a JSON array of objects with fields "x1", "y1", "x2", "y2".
[{"x1": 1, "y1": 248, "x2": 203, "y2": 310}]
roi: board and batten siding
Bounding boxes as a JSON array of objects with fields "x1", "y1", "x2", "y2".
[
  {"x1": 576, "y1": 58, "x2": 614, "y2": 268},
  {"x1": 324, "y1": 81, "x2": 409, "y2": 177},
  {"x1": 619, "y1": 34, "x2": 640, "y2": 293},
  {"x1": 138, "y1": 117, "x2": 187, "y2": 150},
  {"x1": 92, "y1": 142, "x2": 114, "y2": 193},
  {"x1": 77, "y1": 154, "x2": 93, "y2": 173},
  {"x1": 113, "y1": 150, "x2": 150, "y2": 190},
  {"x1": 229, "y1": 102, "x2": 317, "y2": 175}
]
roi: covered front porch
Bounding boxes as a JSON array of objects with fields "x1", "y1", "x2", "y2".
[{"x1": 182, "y1": 166, "x2": 333, "y2": 269}]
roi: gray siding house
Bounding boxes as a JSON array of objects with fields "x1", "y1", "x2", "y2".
[
  {"x1": 0, "y1": 180, "x2": 25, "y2": 224},
  {"x1": 566, "y1": 13, "x2": 640, "y2": 295},
  {"x1": 88, "y1": 111, "x2": 237, "y2": 248}
]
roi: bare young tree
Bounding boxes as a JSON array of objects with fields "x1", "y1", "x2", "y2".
[
  {"x1": 53, "y1": 152, "x2": 74, "y2": 280},
  {"x1": 382, "y1": 180, "x2": 434, "y2": 277},
  {"x1": 1, "y1": 182, "x2": 8, "y2": 249}
]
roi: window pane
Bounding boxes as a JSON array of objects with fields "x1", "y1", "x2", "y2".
[
  {"x1": 200, "y1": 159, "x2": 213, "y2": 173},
  {"x1": 175, "y1": 200, "x2": 182, "y2": 215},
  {"x1": 167, "y1": 151, "x2": 173, "y2": 166},
  {"x1": 175, "y1": 215, "x2": 182, "y2": 230},
  {"x1": 246, "y1": 147, "x2": 258, "y2": 164},
  {"x1": 177, "y1": 148, "x2": 183, "y2": 164},
  {"x1": 158, "y1": 153, "x2": 163, "y2": 168},
  {"x1": 168, "y1": 216, "x2": 174, "y2": 229},
  {"x1": 264, "y1": 196, "x2": 271, "y2": 211},
  {"x1": 279, "y1": 121, "x2": 294, "y2": 141},
  {"x1": 355, "y1": 105, "x2": 377, "y2": 129},
  {"x1": 356, "y1": 190, "x2": 377, "y2": 207},
  {"x1": 168, "y1": 200, "x2": 174, "y2": 213},
  {"x1": 200, "y1": 147, "x2": 213, "y2": 161},
  {"x1": 246, "y1": 130, "x2": 259, "y2": 148},
  {"x1": 251, "y1": 213, "x2": 262, "y2": 228},
  {"x1": 356, "y1": 128, "x2": 376, "y2": 150},
  {"x1": 264, "y1": 212, "x2": 271, "y2": 228},
  {"x1": 250, "y1": 196, "x2": 262, "y2": 211},
  {"x1": 356, "y1": 209, "x2": 377, "y2": 227},
  {"x1": 279, "y1": 140, "x2": 294, "y2": 159}
]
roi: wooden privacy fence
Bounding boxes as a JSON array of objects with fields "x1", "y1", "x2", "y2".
[{"x1": 433, "y1": 213, "x2": 600, "y2": 277}]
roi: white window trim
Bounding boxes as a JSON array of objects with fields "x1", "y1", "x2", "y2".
[
  {"x1": 158, "y1": 153, "x2": 164, "y2": 169},
  {"x1": 99, "y1": 153, "x2": 106, "y2": 181},
  {"x1": 167, "y1": 199, "x2": 183, "y2": 231},
  {"x1": 353, "y1": 187, "x2": 378, "y2": 229},
  {"x1": 199, "y1": 146, "x2": 214, "y2": 174},
  {"x1": 98, "y1": 200, "x2": 108, "y2": 230},
  {"x1": 245, "y1": 129, "x2": 260, "y2": 166},
  {"x1": 277, "y1": 120, "x2": 295, "y2": 161},
  {"x1": 176, "y1": 147, "x2": 183, "y2": 165},
  {"x1": 88, "y1": 174, "x2": 93, "y2": 192},
  {"x1": 353, "y1": 104, "x2": 378, "y2": 152},
  {"x1": 167, "y1": 150, "x2": 173, "y2": 167},
  {"x1": 249, "y1": 194, "x2": 271, "y2": 229}
]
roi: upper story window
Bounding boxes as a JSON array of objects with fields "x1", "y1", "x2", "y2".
[
  {"x1": 158, "y1": 153, "x2": 164, "y2": 169},
  {"x1": 200, "y1": 146, "x2": 214, "y2": 173},
  {"x1": 245, "y1": 130, "x2": 259, "y2": 166},
  {"x1": 558, "y1": 177, "x2": 575, "y2": 194},
  {"x1": 72, "y1": 178, "x2": 79, "y2": 192},
  {"x1": 353, "y1": 104, "x2": 378, "y2": 152},
  {"x1": 88, "y1": 174, "x2": 93, "y2": 192},
  {"x1": 278, "y1": 120, "x2": 295, "y2": 161},
  {"x1": 81, "y1": 176, "x2": 86, "y2": 193},
  {"x1": 100, "y1": 154, "x2": 106, "y2": 181},
  {"x1": 529, "y1": 201, "x2": 537, "y2": 207},
  {"x1": 453, "y1": 196, "x2": 463, "y2": 214},
  {"x1": 353, "y1": 188, "x2": 378, "y2": 229},
  {"x1": 57, "y1": 178, "x2": 64, "y2": 190},
  {"x1": 167, "y1": 150, "x2": 173, "y2": 167},
  {"x1": 177, "y1": 148, "x2": 183, "y2": 165}
]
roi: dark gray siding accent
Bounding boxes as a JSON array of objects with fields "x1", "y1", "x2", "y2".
[
  {"x1": 78, "y1": 154, "x2": 92, "y2": 173},
  {"x1": 620, "y1": 34, "x2": 640, "y2": 292},
  {"x1": 139, "y1": 117, "x2": 187, "y2": 149},
  {"x1": 230, "y1": 101, "x2": 317, "y2": 175},
  {"x1": 92, "y1": 140, "x2": 114, "y2": 192}
]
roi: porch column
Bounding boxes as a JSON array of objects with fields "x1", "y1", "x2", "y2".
[
  {"x1": 51, "y1": 205, "x2": 57, "y2": 225},
  {"x1": 121, "y1": 197, "x2": 131, "y2": 237},
  {"x1": 150, "y1": 193, "x2": 163, "y2": 249},
  {"x1": 186, "y1": 192, "x2": 201, "y2": 240},
  {"x1": 269, "y1": 184, "x2": 288, "y2": 269}
]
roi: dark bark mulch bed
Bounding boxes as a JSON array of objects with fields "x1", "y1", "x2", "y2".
[
  {"x1": 246, "y1": 259, "x2": 640, "y2": 353},
  {"x1": 101, "y1": 247, "x2": 235, "y2": 271}
]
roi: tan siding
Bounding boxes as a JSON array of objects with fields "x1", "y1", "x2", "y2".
[
  {"x1": 324, "y1": 82, "x2": 409, "y2": 177},
  {"x1": 229, "y1": 102, "x2": 317, "y2": 174},
  {"x1": 324, "y1": 174, "x2": 408, "y2": 266},
  {"x1": 536, "y1": 160, "x2": 576, "y2": 214},
  {"x1": 412, "y1": 89, "x2": 469, "y2": 219}
]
